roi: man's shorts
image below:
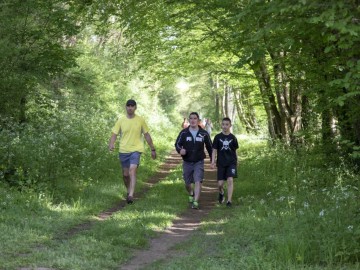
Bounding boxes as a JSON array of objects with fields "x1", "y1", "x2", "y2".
[
  {"x1": 119, "y1": 152, "x2": 141, "y2": 168},
  {"x1": 217, "y1": 164, "x2": 237, "y2": 181},
  {"x1": 182, "y1": 160, "x2": 204, "y2": 185}
]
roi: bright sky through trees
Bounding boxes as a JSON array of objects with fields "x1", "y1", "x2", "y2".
[{"x1": 175, "y1": 80, "x2": 189, "y2": 91}]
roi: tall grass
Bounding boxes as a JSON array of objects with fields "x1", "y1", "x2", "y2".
[
  {"x1": 150, "y1": 136, "x2": 360, "y2": 269},
  {"x1": 1, "y1": 127, "x2": 359, "y2": 269},
  {"x1": 0, "y1": 166, "x2": 187, "y2": 269},
  {"x1": 0, "y1": 100, "x2": 179, "y2": 269}
]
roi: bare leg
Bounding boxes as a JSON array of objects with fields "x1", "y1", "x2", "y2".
[
  {"x1": 128, "y1": 164, "x2": 138, "y2": 197},
  {"x1": 218, "y1": 180, "x2": 225, "y2": 194},
  {"x1": 185, "y1": 184, "x2": 193, "y2": 196},
  {"x1": 122, "y1": 167, "x2": 130, "y2": 192},
  {"x1": 194, "y1": 181, "x2": 202, "y2": 202},
  {"x1": 227, "y1": 177, "x2": 234, "y2": 202}
]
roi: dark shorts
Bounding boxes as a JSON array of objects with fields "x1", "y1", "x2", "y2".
[
  {"x1": 217, "y1": 164, "x2": 237, "y2": 181},
  {"x1": 182, "y1": 160, "x2": 204, "y2": 185},
  {"x1": 119, "y1": 152, "x2": 141, "y2": 168}
]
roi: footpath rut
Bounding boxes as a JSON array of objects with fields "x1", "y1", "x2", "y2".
[
  {"x1": 63, "y1": 150, "x2": 182, "y2": 238},
  {"x1": 19, "y1": 150, "x2": 219, "y2": 270},
  {"x1": 119, "y1": 157, "x2": 218, "y2": 270}
]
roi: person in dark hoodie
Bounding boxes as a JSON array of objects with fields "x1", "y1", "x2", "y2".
[{"x1": 174, "y1": 112, "x2": 212, "y2": 209}]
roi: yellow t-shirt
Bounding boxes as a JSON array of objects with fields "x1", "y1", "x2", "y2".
[{"x1": 111, "y1": 115, "x2": 150, "y2": 153}]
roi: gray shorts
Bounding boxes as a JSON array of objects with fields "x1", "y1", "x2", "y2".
[
  {"x1": 119, "y1": 152, "x2": 141, "y2": 168},
  {"x1": 182, "y1": 160, "x2": 204, "y2": 185}
]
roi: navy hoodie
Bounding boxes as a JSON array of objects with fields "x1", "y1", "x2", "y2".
[{"x1": 174, "y1": 126, "x2": 212, "y2": 162}]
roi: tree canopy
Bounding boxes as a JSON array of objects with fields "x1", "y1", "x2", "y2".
[{"x1": 1, "y1": 0, "x2": 359, "y2": 162}]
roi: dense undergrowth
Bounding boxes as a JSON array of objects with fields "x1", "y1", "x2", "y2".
[
  {"x1": 0, "y1": 124, "x2": 359, "y2": 269},
  {"x1": 0, "y1": 110, "x2": 179, "y2": 269},
  {"x1": 151, "y1": 137, "x2": 360, "y2": 269}
]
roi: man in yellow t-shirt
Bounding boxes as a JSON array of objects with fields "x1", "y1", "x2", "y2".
[{"x1": 108, "y1": 99, "x2": 156, "y2": 204}]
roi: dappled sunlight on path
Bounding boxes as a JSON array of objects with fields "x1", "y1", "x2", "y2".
[
  {"x1": 63, "y1": 150, "x2": 182, "y2": 238},
  {"x1": 119, "y1": 156, "x2": 218, "y2": 270}
]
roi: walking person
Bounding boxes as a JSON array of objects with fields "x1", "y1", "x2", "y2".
[
  {"x1": 205, "y1": 118, "x2": 213, "y2": 137},
  {"x1": 181, "y1": 117, "x2": 190, "y2": 129},
  {"x1": 108, "y1": 99, "x2": 157, "y2": 204},
  {"x1": 211, "y1": 117, "x2": 239, "y2": 207},
  {"x1": 175, "y1": 112, "x2": 212, "y2": 209}
]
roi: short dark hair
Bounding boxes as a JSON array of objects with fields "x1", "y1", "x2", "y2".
[
  {"x1": 189, "y1": 112, "x2": 199, "y2": 119},
  {"x1": 126, "y1": 99, "x2": 137, "y2": 106},
  {"x1": 222, "y1": 117, "x2": 231, "y2": 124}
]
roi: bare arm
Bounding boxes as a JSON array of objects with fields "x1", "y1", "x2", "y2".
[
  {"x1": 211, "y1": 148, "x2": 217, "y2": 169},
  {"x1": 108, "y1": 133, "x2": 117, "y2": 151},
  {"x1": 205, "y1": 134, "x2": 213, "y2": 162},
  {"x1": 144, "y1": 132, "x2": 156, "y2": 159}
]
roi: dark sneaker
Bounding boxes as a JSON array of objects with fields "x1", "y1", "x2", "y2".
[
  {"x1": 188, "y1": 193, "x2": 194, "y2": 203},
  {"x1": 192, "y1": 201, "x2": 199, "y2": 209},
  {"x1": 218, "y1": 192, "x2": 225, "y2": 204},
  {"x1": 127, "y1": 196, "x2": 133, "y2": 204},
  {"x1": 226, "y1": 201, "x2": 232, "y2": 207}
]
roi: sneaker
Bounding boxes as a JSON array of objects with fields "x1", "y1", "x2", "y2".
[
  {"x1": 127, "y1": 196, "x2": 133, "y2": 204},
  {"x1": 218, "y1": 192, "x2": 225, "y2": 204},
  {"x1": 192, "y1": 201, "x2": 199, "y2": 209},
  {"x1": 226, "y1": 201, "x2": 232, "y2": 207},
  {"x1": 188, "y1": 193, "x2": 194, "y2": 203}
]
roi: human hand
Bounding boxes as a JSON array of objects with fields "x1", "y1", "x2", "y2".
[
  {"x1": 210, "y1": 163, "x2": 216, "y2": 169},
  {"x1": 109, "y1": 143, "x2": 115, "y2": 151},
  {"x1": 180, "y1": 147, "x2": 186, "y2": 156},
  {"x1": 151, "y1": 150, "x2": 157, "y2": 159}
]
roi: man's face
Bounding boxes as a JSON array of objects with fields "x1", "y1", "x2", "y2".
[
  {"x1": 126, "y1": 104, "x2": 136, "y2": 115},
  {"x1": 189, "y1": 114, "x2": 199, "y2": 128},
  {"x1": 221, "y1": 120, "x2": 231, "y2": 132}
]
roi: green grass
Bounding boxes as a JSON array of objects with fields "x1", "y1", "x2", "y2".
[
  {"x1": 1, "y1": 135, "x2": 359, "y2": 269},
  {"x1": 0, "y1": 140, "x2": 186, "y2": 270},
  {"x1": 20, "y1": 180, "x2": 186, "y2": 269},
  {"x1": 145, "y1": 136, "x2": 360, "y2": 270}
]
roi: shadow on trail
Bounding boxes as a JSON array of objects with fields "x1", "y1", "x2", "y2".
[
  {"x1": 119, "y1": 161, "x2": 219, "y2": 270},
  {"x1": 62, "y1": 150, "x2": 183, "y2": 238},
  {"x1": 18, "y1": 151, "x2": 217, "y2": 270}
]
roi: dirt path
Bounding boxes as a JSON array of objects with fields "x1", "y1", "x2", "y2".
[
  {"x1": 63, "y1": 150, "x2": 183, "y2": 238},
  {"x1": 19, "y1": 150, "x2": 219, "y2": 270},
  {"x1": 119, "y1": 159, "x2": 218, "y2": 270}
]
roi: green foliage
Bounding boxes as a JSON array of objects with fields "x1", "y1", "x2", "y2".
[
  {"x1": 0, "y1": 0, "x2": 87, "y2": 121},
  {"x1": 1, "y1": 134, "x2": 359, "y2": 268},
  {"x1": 0, "y1": 14, "x2": 181, "y2": 194},
  {"x1": 0, "y1": 1, "x2": 359, "y2": 267},
  {"x1": 150, "y1": 136, "x2": 360, "y2": 269},
  {"x1": 238, "y1": 145, "x2": 360, "y2": 265},
  {"x1": 106, "y1": 0, "x2": 360, "y2": 150},
  {"x1": 0, "y1": 165, "x2": 186, "y2": 269}
]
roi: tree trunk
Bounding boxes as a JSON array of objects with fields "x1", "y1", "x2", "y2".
[
  {"x1": 269, "y1": 50, "x2": 303, "y2": 144},
  {"x1": 213, "y1": 75, "x2": 220, "y2": 124},
  {"x1": 223, "y1": 82, "x2": 229, "y2": 117},
  {"x1": 250, "y1": 58, "x2": 282, "y2": 140},
  {"x1": 233, "y1": 88, "x2": 259, "y2": 134}
]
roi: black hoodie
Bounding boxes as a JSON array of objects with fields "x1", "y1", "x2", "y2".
[{"x1": 174, "y1": 126, "x2": 212, "y2": 162}]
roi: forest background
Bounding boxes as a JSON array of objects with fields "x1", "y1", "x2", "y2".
[{"x1": 0, "y1": 0, "x2": 359, "y2": 269}]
